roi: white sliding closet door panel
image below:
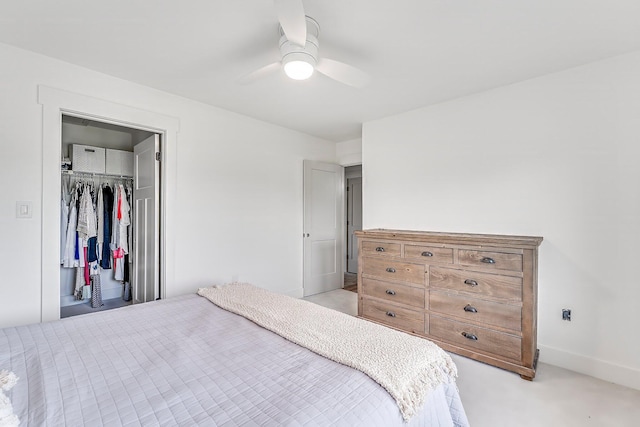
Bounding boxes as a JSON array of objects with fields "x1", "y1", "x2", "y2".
[
  {"x1": 303, "y1": 160, "x2": 344, "y2": 297},
  {"x1": 133, "y1": 135, "x2": 160, "y2": 304}
]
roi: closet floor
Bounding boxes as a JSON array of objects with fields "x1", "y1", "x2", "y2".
[{"x1": 60, "y1": 297, "x2": 132, "y2": 319}]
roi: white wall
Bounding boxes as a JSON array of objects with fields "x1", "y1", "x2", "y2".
[
  {"x1": 363, "y1": 50, "x2": 640, "y2": 390},
  {"x1": 0, "y1": 42, "x2": 336, "y2": 328},
  {"x1": 336, "y1": 138, "x2": 362, "y2": 166}
]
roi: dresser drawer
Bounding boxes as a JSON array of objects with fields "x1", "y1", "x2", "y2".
[
  {"x1": 429, "y1": 315, "x2": 521, "y2": 362},
  {"x1": 362, "y1": 241, "x2": 401, "y2": 257},
  {"x1": 362, "y1": 257, "x2": 425, "y2": 285},
  {"x1": 362, "y1": 298, "x2": 425, "y2": 334},
  {"x1": 429, "y1": 267, "x2": 522, "y2": 302},
  {"x1": 429, "y1": 291, "x2": 522, "y2": 332},
  {"x1": 362, "y1": 278, "x2": 425, "y2": 309},
  {"x1": 404, "y1": 245, "x2": 453, "y2": 264},
  {"x1": 458, "y1": 250, "x2": 523, "y2": 272}
]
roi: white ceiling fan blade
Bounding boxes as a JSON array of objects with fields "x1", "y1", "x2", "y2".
[
  {"x1": 315, "y1": 58, "x2": 371, "y2": 88},
  {"x1": 237, "y1": 62, "x2": 281, "y2": 85},
  {"x1": 274, "y1": 0, "x2": 307, "y2": 47}
]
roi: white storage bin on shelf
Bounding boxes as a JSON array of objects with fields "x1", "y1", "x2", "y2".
[
  {"x1": 70, "y1": 144, "x2": 106, "y2": 174},
  {"x1": 106, "y1": 149, "x2": 134, "y2": 177}
]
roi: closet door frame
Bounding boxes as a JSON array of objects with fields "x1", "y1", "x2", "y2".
[{"x1": 39, "y1": 86, "x2": 179, "y2": 323}]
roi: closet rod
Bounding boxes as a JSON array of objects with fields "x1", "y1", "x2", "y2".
[{"x1": 62, "y1": 170, "x2": 133, "y2": 180}]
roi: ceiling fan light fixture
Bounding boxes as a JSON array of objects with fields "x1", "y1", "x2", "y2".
[
  {"x1": 282, "y1": 52, "x2": 316, "y2": 80},
  {"x1": 284, "y1": 60, "x2": 314, "y2": 80},
  {"x1": 239, "y1": 12, "x2": 369, "y2": 88}
]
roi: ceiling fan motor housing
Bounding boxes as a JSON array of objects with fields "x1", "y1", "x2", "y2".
[{"x1": 279, "y1": 16, "x2": 320, "y2": 68}]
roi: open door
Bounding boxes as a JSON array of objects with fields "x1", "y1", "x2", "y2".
[
  {"x1": 133, "y1": 134, "x2": 160, "y2": 303},
  {"x1": 347, "y1": 176, "x2": 362, "y2": 273},
  {"x1": 303, "y1": 160, "x2": 344, "y2": 296}
]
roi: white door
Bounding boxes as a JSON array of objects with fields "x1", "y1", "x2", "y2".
[
  {"x1": 133, "y1": 134, "x2": 160, "y2": 303},
  {"x1": 347, "y1": 177, "x2": 363, "y2": 273},
  {"x1": 303, "y1": 160, "x2": 344, "y2": 296}
]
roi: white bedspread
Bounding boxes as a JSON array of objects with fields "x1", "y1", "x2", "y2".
[
  {"x1": 198, "y1": 283, "x2": 458, "y2": 421},
  {"x1": 0, "y1": 294, "x2": 469, "y2": 426}
]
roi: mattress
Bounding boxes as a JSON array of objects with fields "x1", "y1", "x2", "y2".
[{"x1": 0, "y1": 293, "x2": 469, "y2": 426}]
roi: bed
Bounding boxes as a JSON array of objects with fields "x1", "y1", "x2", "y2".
[{"x1": 0, "y1": 284, "x2": 469, "y2": 426}]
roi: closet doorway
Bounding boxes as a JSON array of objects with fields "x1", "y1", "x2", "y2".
[{"x1": 60, "y1": 115, "x2": 161, "y2": 318}]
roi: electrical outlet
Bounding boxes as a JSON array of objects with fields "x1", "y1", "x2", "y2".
[{"x1": 562, "y1": 309, "x2": 571, "y2": 321}]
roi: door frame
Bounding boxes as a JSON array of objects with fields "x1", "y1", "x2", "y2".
[{"x1": 39, "y1": 86, "x2": 179, "y2": 322}]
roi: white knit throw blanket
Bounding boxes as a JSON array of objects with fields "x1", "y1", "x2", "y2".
[
  {"x1": 198, "y1": 283, "x2": 457, "y2": 421},
  {"x1": 0, "y1": 370, "x2": 19, "y2": 426}
]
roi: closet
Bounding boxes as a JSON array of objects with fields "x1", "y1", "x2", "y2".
[{"x1": 59, "y1": 115, "x2": 160, "y2": 318}]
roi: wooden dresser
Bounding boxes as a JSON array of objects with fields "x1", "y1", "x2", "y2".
[{"x1": 355, "y1": 229, "x2": 543, "y2": 380}]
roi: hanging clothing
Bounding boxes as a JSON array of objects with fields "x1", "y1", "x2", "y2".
[
  {"x1": 123, "y1": 253, "x2": 130, "y2": 284},
  {"x1": 123, "y1": 281, "x2": 132, "y2": 302},
  {"x1": 89, "y1": 260, "x2": 100, "y2": 276},
  {"x1": 60, "y1": 179, "x2": 70, "y2": 264},
  {"x1": 118, "y1": 184, "x2": 131, "y2": 255},
  {"x1": 74, "y1": 266, "x2": 84, "y2": 295},
  {"x1": 87, "y1": 237, "x2": 98, "y2": 263},
  {"x1": 74, "y1": 231, "x2": 80, "y2": 262},
  {"x1": 61, "y1": 175, "x2": 134, "y2": 305},
  {"x1": 83, "y1": 247, "x2": 90, "y2": 285},
  {"x1": 77, "y1": 232, "x2": 85, "y2": 268},
  {"x1": 62, "y1": 191, "x2": 78, "y2": 268},
  {"x1": 111, "y1": 185, "x2": 119, "y2": 252},
  {"x1": 96, "y1": 186, "x2": 104, "y2": 263},
  {"x1": 100, "y1": 185, "x2": 113, "y2": 269},
  {"x1": 90, "y1": 274, "x2": 103, "y2": 308},
  {"x1": 114, "y1": 253, "x2": 125, "y2": 281},
  {"x1": 112, "y1": 184, "x2": 130, "y2": 282},
  {"x1": 77, "y1": 184, "x2": 97, "y2": 241}
]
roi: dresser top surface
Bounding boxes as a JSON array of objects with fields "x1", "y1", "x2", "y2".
[{"x1": 355, "y1": 229, "x2": 543, "y2": 249}]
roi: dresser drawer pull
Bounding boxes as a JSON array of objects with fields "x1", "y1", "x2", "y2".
[
  {"x1": 385, "y1": 289, "x2": 396, "y2": 295},
  {"x1": 481, "y1": 257, "x2": 496, "y2": 264},
  {"x1": 464, "y1": 304, "x2": 478, "y2": 313},
  {"x1": 461, "y1": 332, "x2": 478, "y2": 341},
  {"x1": 386, "y1": 267, "x2": 396, "y2": 273},
  {"x1": 386, "y1": 311, "x2": 396, "y2": 318},
  {"x1": 421, "y1": 251, "x2": 433, "y2": 257},
  {"x1": 375, "y1": 247, "x2": 385, "y2": 252},
  {"x1": 464, "y1": 279, "x2": 478, "y2": 287}
]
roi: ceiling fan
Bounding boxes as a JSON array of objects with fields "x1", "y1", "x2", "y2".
[{"x1": 237, "y1": 0, "x2": 370, "y2": 88}]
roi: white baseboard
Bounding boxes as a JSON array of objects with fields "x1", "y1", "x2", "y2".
[
  {"x1": 539, "y1": 344, "x2": 640, "y2": 391},
  {"x1": 282, "y1": 287, "x2": 303, "y2": 299}
]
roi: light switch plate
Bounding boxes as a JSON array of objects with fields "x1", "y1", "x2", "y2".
[{"x1": 16, "y1": 201, "x2": 33, "y2": 218}]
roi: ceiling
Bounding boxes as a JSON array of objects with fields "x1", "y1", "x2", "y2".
[{"x1": 1, "y1": 1, "x2": 639, "y2": 142}]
